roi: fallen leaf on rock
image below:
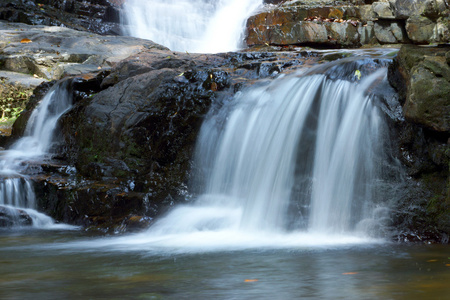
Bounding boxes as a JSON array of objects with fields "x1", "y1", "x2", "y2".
[
  {"x1": 82, "y1": 74, "x2": 95, "y2": 80},
  {"x1": 20, "y1": 38, "x2": 32, "y2": 43}
]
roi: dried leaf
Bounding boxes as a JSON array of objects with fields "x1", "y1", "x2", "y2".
[{"x1": 20, "y1": 38, "x2": 32, "y2": 44}]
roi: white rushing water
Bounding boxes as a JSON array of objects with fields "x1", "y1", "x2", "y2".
[
  {"x1": 122, "y1": 0, "x2": 263, "y2": 53},
  {"x1": 64, "y1": 63, "x2": 395, "y2": 253},
  {"x1": 0, "y1": 81, "x2": 74, "y2": 228}
]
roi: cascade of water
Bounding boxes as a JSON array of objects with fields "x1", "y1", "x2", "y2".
[
  {"x1": 59, "y1": 59, "x2": 399, "y2": 252},
  {"x1": 308, "y1": 70, "x2": 387, "y2": 233},
  {"x1": 0, "y1": 81, "x2": 73, "y2": 227},
  {"x1": 142, "y1": 62, "x2": 395, "y2": 243},
  {"x1": 122, "y1": 0, "x2": 262, "y2": 53}
]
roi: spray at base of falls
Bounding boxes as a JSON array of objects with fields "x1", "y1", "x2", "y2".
[
  {"x1": 122, "y1": 0, "x2": 263, "y2": 53},
  {"x1": 0, "y1": 81, "x2": 75, "y2": 229}
]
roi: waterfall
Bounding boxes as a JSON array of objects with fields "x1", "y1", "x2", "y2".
[
  {"x1": 181, "y1": 66, "x2": 392, "y2": 235},
  {"x1": 142, "y1": 60, "x2": 395, "y2": 242},
  {"x1": 122, "y1": 0, "x2": 263, "y2": 53},
  {"x1": 61, "y1": 59, "x2": 400, "y2": 252},
  {"x1": 0, "y1": 81, "x2": 73, "y2": 228}
]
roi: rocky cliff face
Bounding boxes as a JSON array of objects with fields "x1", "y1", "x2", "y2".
[{"x1": 246, "y1": 0, "x2": 450, "y2": 48}]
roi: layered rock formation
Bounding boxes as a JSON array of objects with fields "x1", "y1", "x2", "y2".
[
  {"x1": 0, "y1": 0, "x2": 123, "y2": 35},
  {"x1": 246, "y1": 0, "x2": 450, "y2": 48}
]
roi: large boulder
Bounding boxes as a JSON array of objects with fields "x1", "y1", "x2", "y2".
[
  {"x1": 389, "y1": 45, "x2": 450, "y2": 132},
  {"x1": 0, "y1": 21, "x2": 167, "y2": 81}
]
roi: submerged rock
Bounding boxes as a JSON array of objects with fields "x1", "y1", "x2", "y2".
[{"x1": 0, "y1": 205, "x2": 32, "y2": 227}]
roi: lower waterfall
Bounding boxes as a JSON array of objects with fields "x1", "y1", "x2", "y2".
[{"x1": 77, "y1": 59, "x2": 401, "y2": 252}]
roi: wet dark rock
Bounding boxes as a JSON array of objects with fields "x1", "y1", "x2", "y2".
[
  {"x1": 388, "y1": 44, "x2": 450, "y2": 244},
  {"x1": 0, "y1": 0, "x2": 124, "y2": 35},
  {"x1": 0, "y1": 205, "x2": 32, "y2": 227}
]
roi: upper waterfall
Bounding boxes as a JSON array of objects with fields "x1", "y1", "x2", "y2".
[{"x1": 122, "y1": 0, "x2": 263, "y2": 53}]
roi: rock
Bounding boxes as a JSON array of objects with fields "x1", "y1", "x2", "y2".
[
  {"x1": 0, "y1": 0, "x2": 123, "y2": 35},
  {"x1": 404, "y1": 56, "x2": 450, "y2": 132},
  {"x1": 374, "y1": 20, "x2": 409, "y2": 43},
  {"x1": 406, "y1": 15, "x2": 436, "y2": 43},
  {"x1": 246, "y1": 3, "x2": 364, "y2": 48},
  {"x1": 388, "y1": 44, "x2": 449, "y2": 243},
  {"x1": 0, "y1": 21, "x2": 167, "y2": 81},
  {"x1": 0, "y1": 70, "x2": 46, "y2": 88},
  {"x1": 372, "y1": 1, "x2": 395, "y2": 19},
  {"x1": 0, "y1": 205, "x2": 33, "y2": 227},
  {"x1": 247, "y1": 0, "x2": 450, "y2": 47},
  {"x1": 389, "y1": 0, "x2": 427, "y2": 19},
  {"x1": 389, "y1": 44, "x2": 450, "y2": 132}
]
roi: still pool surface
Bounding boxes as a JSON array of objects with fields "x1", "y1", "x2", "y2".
[{"x1": 0, "y1": 229, "x2": 449, "y2": 300}]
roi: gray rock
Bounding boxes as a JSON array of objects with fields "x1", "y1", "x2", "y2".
[
  {"x1": 0, "y1": 21, "x2": 167, "y2": 80},
  {"x1": 388, "y1": 0, "x2": 427, "y2": 19},
  {"x1": 406, "y1": 15, "x2": 435, "y2": 43},
  {"x1": 0, "y1": 205, "x2": 33, "y2": 227},
  {"x1": 404, "y1": 56, "x2": 450, "y2": 132},
  {"x1": 374, "y1": 21, "x2": 408, "y2": 43},
  {"x1": 0, "y1": 70, "x2": 46, "y2": 88},
  {"x1": 373, "y1": 1, "x2": 395, "y2": 19}
]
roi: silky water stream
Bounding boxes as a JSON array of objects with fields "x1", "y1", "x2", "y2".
[{"x1": 0, "y1": 58, "x2": 449, "y2": 299}]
